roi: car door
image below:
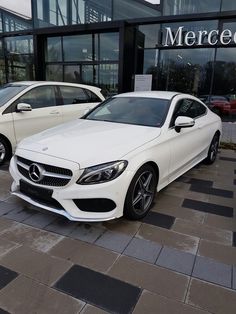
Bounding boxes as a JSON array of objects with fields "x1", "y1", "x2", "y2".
[
  {"x1": 12, "y1": 85, "x2": 63, "y2": 144},
  {"x1": 167, "y1": 97, "x2": 209, "y2": 182},
  {"x1": 58, "y1": 85, "x2": 101, "y2": 123}
]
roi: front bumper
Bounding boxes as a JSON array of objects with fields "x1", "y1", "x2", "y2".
[{"x1": 10, "y1": 153, "x2": 133, "y2": 222}]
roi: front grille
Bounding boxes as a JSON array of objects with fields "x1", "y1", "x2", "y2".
[
  {"x1": 16, "y1": 156, "x2": 73, "y2": 187},
  {"x1": 20, "y1": 180, "x2": 63, "y2": 210}
]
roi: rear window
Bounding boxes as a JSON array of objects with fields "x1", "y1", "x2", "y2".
[{"x1": 0, "y1": 84, "x2": 27, "y2": 107}]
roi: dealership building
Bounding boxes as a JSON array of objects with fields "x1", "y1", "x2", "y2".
[{"x1": 0, "y1": 0, "x2": 236, "y2": 98}]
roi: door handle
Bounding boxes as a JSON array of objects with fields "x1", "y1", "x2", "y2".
[{"x1": 50, "y1": 110, "x2": 60, "y2": 114}]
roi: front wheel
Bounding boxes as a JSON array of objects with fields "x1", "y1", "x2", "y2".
[
  {"x1": 124, "y1": 164, "x2": 157, "y2": 220},
  {"x1": 0, "y1": 137, "x2": 10, "y2": 166},
  {"x1": 204, "y1": 134, "x2": 219, "y2": 165}
]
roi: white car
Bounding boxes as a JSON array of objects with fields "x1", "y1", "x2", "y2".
[
  {"x1": 10, "y1": 91, "x2": 222, "y2": 221},
  {"x1": 0, "y1": 81, "x2": 105, "y2": 165}
]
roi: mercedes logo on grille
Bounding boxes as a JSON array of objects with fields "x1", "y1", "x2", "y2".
[{"x1": 29, "y1": 163, "x2": 44, "y2": 183}]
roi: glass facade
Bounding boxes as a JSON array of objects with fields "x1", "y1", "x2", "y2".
[
  {"x1": 5, "y1": 36, "x2": 35, "y2": 82},
  {"x1": 34, "y1": 0, "x2": 160, "y2": 28},
  {"x1": 0, "y1": 0, "x2": 235, "y2": 120},
  {"x1": 45, "y1": 32, "x2": 119, "y2": 93}
]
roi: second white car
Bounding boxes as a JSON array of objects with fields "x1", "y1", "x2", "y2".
[{"x1": 0, "y1": 81, "x2": 104, "y2": 165}]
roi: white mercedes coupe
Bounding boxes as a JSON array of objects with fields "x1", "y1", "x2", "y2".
[{"x1": 10, "y1": 91, "x2": 222, "y2": 221}]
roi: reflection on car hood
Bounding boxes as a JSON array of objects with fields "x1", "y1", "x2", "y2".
[{"x1": 17, "y1": 119, "x2": 162, "y2": 168}]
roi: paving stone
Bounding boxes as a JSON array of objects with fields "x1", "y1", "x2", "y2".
[
  {"x1": 124, "y1": 237, "x2": 162, "y2": 263},
  {"x1": 153, "y1": 205, "x2": 206, "y2": 224},
  {"x1": 198, "y1": 239, "x2": 236, "y2": 265},
  {"x1": 103, "y1": 219, "x2": 141, "y2": 236},
  {"x1": 95, "y1": 230, "x2": 132, "y2": 253},
  {"x1": 69, "y1": 223, "x2": 105, "y2": 243},
  {"x1": 233, "y1": 232, "x2": 236, "y2": 247},
  {"x1": 108, "y1": 255, "x2": 189, "y2": 301},
  {"x1": 0, "y1": 201, "x2": 18, "y2": 216},
  {"x1": 137, "y1": 223, "x2": 199, "y2": 254},
  {"x1": 204, "y1": 214, "x2": 236, "y2": 232},
  {"x1": 182, "y1": 199, "x2": 233, "y2": 217},
  {"x1": 44, "y1": 218, "x2": 79, "y2": 236},
  {"x1": 0, "y1": 238, "x2": 20, "y2": 258},
  {"x1": 23, "y1": 211, "x2": 57, "y2": 228},
  {"x1": 220, "y1": 157, "x2": 236, "y2": 162},
  {"x1": 142, "y1": 211, "x2": 175, "y2": 229},
  {"x1": 0, "y1": 266, "x2": 18, "y2": 290},
  {"x1": 81, "y1": 304, "x2": 108, "y2": 314},
  {"x1": 190, "y1": 184, "x2": 233, "y2": 198},
  {"x1": 0, "y1": 218, "x2": 16, "y2": 234},
  {"x1": 173, "y1": 219, "x2": 232, "y2": 246},
  {"x1": 233, "y1": 266, "x2": 236, "y2": 290},
  {"x1": 0, "y1": 246, "x2": 72, "y2": 286},
  {"x1": 192, "y1": 256, "x2": 232, "y2": 288},
  {"x1": 55, "y1": 264, "x2": 141, "y2": 314},
  {"x1": 0, "y1": 223, "x2": 63, "y2": 253},
  {"x1": 0, "y1": 275, "x2": 84, "y2": 314},
  {"x1": 156, "y1": 246, "x2": 195, "y2": 275},
  {"x1": 187, "y1": 278, "x2": 236, "y2": 314},
  {"x1": 133, "y1": 290, "x2": 209, "y2": 314},
  {"x1": 0, "y1": 308, "x2": 10, "y2": 314},
  {"x1": 3, "y1": 208, "x2": 35, "y2": 222},
  {"x1": 49, "y1": 237, "x2": 119, "y2": 273}
]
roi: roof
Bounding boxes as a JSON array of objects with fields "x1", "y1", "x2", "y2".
[{"x1": 115, "y1": 91, "x2": 180, "y2": 100}]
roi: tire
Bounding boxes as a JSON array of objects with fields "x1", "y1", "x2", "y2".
[
  {"x1": 124, "y1": 164, "x2": 157, "y2": 220},
  {"x1": 204, "y1": 134, "x2": 219, "y2": 165},
  {"x1": 0, "y1": 137, "x2": 10, "y2": 166}
]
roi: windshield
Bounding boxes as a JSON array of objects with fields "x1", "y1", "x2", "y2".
[
  {"x1": 0, "y1": 84, "x2": 28, "y2": 107},
  {"x1": 85, "y1": 97, "x2": 170, "y2": 127}
]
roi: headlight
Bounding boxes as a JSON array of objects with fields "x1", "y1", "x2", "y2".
[{"x1": 77, "y1": 160, "x2": 128, "y2": 185}]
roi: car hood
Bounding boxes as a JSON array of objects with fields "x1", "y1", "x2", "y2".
[{"x1": 18, "y1": 119, "x2": 161, "y2": 168}]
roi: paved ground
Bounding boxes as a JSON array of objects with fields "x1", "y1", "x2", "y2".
[{"x1": 0, "y1": 149, "x2": 235, "y2": 314}]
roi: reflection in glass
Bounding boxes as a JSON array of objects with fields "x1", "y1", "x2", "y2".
[
  {"x1": 163, "y1": 0, "x2": 221, "y2": 15},
  {"x1": 213, "y1": 48, "x2": 236, "y2": 96},
  {"x1": 0, "y1": 40, "x2": 5, "y2": 85},
  {"x1": 46, "y1": 64, "x2": 63, "y2": 81},
  {"x1": 63, "y1": 35, "x2": 92, "y2": 61},
  {"x1": 138, "y1": 24, "x2": 160, "y2": 48},
  {"x1": 113, "y1": 0, "x2": 160, "y2": 20},
  {"x1": 5, "y1": 36, "x2": 35, "y2": 82},
  {"x1": 99, "y1": 64, "x2": 118, "y2": 95},
  {"x1": 46, "y1": 37, "x2": 62, "y2": 62},
  {"x1": 95, "y1": 33, "x2": 119, "y2": 61},
  {"x1": 158, "y1": 48, "x2": 215, "y2": 95},
  {"x1": 221, "y1": 1, "x2": 236, "y2": 11}
]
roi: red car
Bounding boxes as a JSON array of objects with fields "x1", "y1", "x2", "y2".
[{"x1": 200, "y1": 95, "x2": 231, "y2": 116}]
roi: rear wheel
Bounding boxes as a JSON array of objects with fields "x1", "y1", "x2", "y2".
[
  {"x1": 124, "y1": 164, "x2": 157, "y2": 220},
  {"x1": 204, "y1": 134, "x2": 219, "y2": 165},
  {"x1": 0, "y1": 137, "x2": 10, "y2": 165}
]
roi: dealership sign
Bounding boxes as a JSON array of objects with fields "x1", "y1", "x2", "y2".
[{"x1": 163, "y1": 26, "x2": 236, "y2": 46}]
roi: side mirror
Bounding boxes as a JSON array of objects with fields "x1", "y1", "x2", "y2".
[
  {"x1": 16, "y1": 103, "x2": 32, "y2": 112},
  {"x1": 175, "y1": 116, "x2": 195, "y2": 133}
]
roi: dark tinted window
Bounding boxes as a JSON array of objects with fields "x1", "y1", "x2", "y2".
[
  {"x1": 60, "y1": 86, "x2": 88, "y2": 105},
  {"x1": 85, "y1": 89, "x2": 102, "y2": 102},
  {"x1": 171, "y1": 98, "x2": 206, "y2": 126},
  {"x1": 15, "y1": 86, "x2": 56, "y2": 109},
  {"x1": 86, "y1": 97, "x2": 169, "y2": 127}
]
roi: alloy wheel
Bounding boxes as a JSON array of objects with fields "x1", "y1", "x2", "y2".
[{"x1": 132, "y1": 170, "x2": 155, "y2": 215}]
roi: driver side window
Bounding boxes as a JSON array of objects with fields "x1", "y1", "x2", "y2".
[{"x1": 170, "y1": 98, "x2": 206, "y2": 127}]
